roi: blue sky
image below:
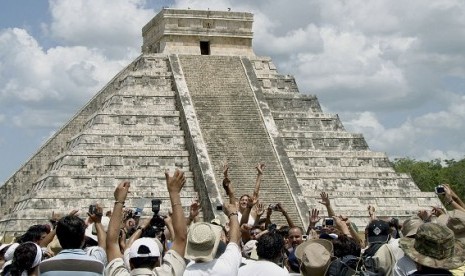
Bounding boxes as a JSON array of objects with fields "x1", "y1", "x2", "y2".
[{"x1": 1, "y1": 0, "x2": 465, "y2": 183}]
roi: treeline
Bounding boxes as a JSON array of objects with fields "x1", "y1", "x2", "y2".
[{"x1": 392, "y1": 157, "x2": 465, "y2": 201}]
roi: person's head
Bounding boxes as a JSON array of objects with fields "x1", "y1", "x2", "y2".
[
  {"x1": 17, "y1": 224, "x2": 50, "y2": 244},
  {"x1": 366, "y1": 219, "x2": 390, "y2": 245},
  {"x1": 239, "y1": 194, "x2": 250, "y2": 210},
  {"x1": 332, "y1": 234, "x2": 361, "y2": 258},
  {"x1": 388, "y1": 217, "x2": 401, "y2": 239},
  {"x1": 288, "y1": 226, "x2": 304, "y2": 248},
  {"x1": 257, "y1": 218, "x2": 267, "y2": 231},
  {"x1": 249, "y1": 226, "x2": 262, "y2": 240},
  {"x1": 128, "y1": 238, "x2": 160, "y2": 270},
  {"x1": 399, "y1": 222, "x2": 465, "y2": 270},
  {"x1": 185, "y1": 222, "x2": 222, "y2": 262},
  {"x1": 8, "y1": 242, "x2": 42, "y2": 276},
  {"x1": 295, "y1": 239, "x2": 333, "y2": 276},
  {"x1": 256, "y1": 231, "x2": 285, "y2": 263},
  {"x1": 56, "y1": 215, "x2": 86, "y2": 249}
]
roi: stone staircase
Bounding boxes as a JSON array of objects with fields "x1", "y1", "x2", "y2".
[
  {"x1": 0, "y1": 55, "x2": 197, "y2": 234},
  {"x1": 177, "y1": 55, "x2": 304, "y2": 226},
  {"x1": 249, "y1": 57, "x2": 441, "y2": 228}
]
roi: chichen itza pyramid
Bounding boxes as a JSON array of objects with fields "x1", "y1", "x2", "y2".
[{"x1": 0, "y1": 9, "x2": 441, "y2": 237}]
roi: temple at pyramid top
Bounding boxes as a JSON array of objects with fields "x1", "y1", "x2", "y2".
[
  {"x1": 141, "y1": 9, "x2": 255, "y2": 56},
  {"x1": 0, "y1": 8, "x2": 441, "y2": 239}
]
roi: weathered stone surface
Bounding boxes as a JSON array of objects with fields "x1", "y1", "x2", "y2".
[{"x1": 0, "y1": 9, "x2": 441, "y2": 236}]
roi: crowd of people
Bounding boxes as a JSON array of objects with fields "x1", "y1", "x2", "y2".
[{"x1": 0, "y1": 163, "x2": 464, "y2": 276}]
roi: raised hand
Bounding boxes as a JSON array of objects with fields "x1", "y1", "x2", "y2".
[
  {"x1": 254, "y1": 202, "x2": 265, "y2": 217},
  {"x1": 114, "y1": 181, "x2": 130, "y2": 202},
  {"x1": 88, "y1": 204, "x2": 103, "y2": 224},
  {"x1": 319, "y1": 192, "x2": 331, "y2": 207},
  {"x1": 190, "y1": 199, "x2": 200, "y2": 219},
  {"x1": 309, "y1": 208, "x2": 321, "y2": 226},
  {"x1": 223, "y1": 161, "x2": 229, "y2": 178},
  {"x1": 165, "y1": 168, "x2": 186, "y2": 194},
  {"x1": 256, "y1": 163, "x2": 265, "y2": 175}
]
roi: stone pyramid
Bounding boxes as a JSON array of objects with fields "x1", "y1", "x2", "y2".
[{"x1": 0, "y1": 9, "x2": 440, "y2": 237}]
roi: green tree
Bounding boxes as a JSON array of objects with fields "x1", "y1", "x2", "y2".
[{"x1": 392, "y1": 157, "x2": 465, "y2": 201}]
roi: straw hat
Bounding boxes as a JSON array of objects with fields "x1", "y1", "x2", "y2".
[{"x1": 185, "y1": 222, "x2": 222, "y2": 262}]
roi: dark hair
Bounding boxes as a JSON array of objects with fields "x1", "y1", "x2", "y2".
[
  {"x1": 256, "y1": 232, "x2": 284, "y2": 261},
  {"x1": 17, "y1": 224, "x2": 50, "y2": 244},
  {"x1": 332, "y1": 234, "x2": 361, "y2": 258},
  {"x1": 8, "y1": 242, "x2": 39, "y2": 276},
  {"x1": 277, "y1": 225, "x2": 290, "y2": 238},
  {"x1": 56, "y1": 215, "x2": 86, "y2": 249},
  {"x1": 239, "y1": 194, "x2": 250, "y2": 201},
  {"x1": 129, "y1": 245, "x2": 158, "y2": 269}
]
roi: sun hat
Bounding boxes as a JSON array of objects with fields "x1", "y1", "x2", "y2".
[
  {"x1": 437, "y1": 210, "x2": 465, "y2": 245},
  {"x1": 401, "y1": 217, "x2": 424, "y2": 237},
  {"x1": 366, "y1": 219, "x2": 390, "y2": 244},
  {"x1": 128, "y1": 237, "x2": 161, "y2": 259},
  {"x1": 295, "y1": 239, "x2": 333, "y2": 276},
  {"x1": 399, "y1": 222, "x2": 465, "y2": 270},
  {"x1": 185, "y1": 222, "x2": 222, "y2": 262}
]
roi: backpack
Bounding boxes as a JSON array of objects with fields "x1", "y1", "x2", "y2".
[{"x1": 326, "y1": 253, "x2": 386, "y2": 276}]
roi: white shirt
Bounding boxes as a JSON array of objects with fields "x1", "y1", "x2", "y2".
[
  {"x1": 238, "y1": 260, "x2": 289, "y2": 276},
  {"x1": 183, "y1": 243, "x2": 242, "y2": 276}
]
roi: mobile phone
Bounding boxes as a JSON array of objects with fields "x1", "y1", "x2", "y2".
[
  {"x1": 88, "y1": 204, "x2": 97, "y2": 215},
  {"x1": 324, "y1": 218, "x2": 334, "y2": 226},
  {"x1": 435, "y1": 185, "x2": 445, "y2": 194}
]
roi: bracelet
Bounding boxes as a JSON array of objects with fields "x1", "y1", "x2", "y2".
[
  {"x1": 172, "y1": 202, "x2": 182, "y2": 207},
  {"x1": 115, "y1": 201, "x2": 125, "y2": 205},
  {"x1": 228, "y1": 212, "x2": 238, "y2": 218},
  {"x1": 445, "y1": 199, "x2": 454, "y2": 206}
]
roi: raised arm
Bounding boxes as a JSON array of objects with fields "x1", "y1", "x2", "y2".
[
  {"x1": 276, "y1": 203, "x2": 295, "y2": 228},
  {"x1": 165, "y1": 169, "x2": 187, "y2": 256},
  {"x1": 319, "y1": 192, "x2": 335, "y2": 217},
  {"x1": 252, "y1": 163, "x2": 265, "y2": 200},
  {"x1": 222, "y1": 163, "x2": 236, "y2": 205},
  {"x1": 223, "y1": 202, "x2": 240, "y2": 245},
  {"x1": 88, "y1": 204, "x2": 106, "y2": 249},
  {"x1": 306, "y1": 208, "x2": 321, "y2": 235},
  {"x1": 443, "y1": 183, "x2": 465, "y2": 208},
  {"x1": 106, "y1": 181, "x2": 130, "y2": 262},
  {"x1": 443, "y1": 185, "x2": 465, "y2": 212},
  {"x1": 186, "y1": 198, "x2": 200, "y2": 226}
]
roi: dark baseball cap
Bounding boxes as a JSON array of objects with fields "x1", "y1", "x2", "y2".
[{"x1": 366, "y1": 219, "x2": 390, "y2": 244}]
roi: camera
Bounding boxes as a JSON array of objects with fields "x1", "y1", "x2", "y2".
[
  {"x1": 88, "y1": 204, "x2": 97, "y2": 215},
  {"x1": 324, "y1": 218, "x2": 334, "y2": 226},
  {"x1": 216, "y1": 204, "x2": 223, "y2": 211},
  {"x1": 268, "y1": 204, "x2": 279, "y2": 211},
  {"x1": 151, "y1": 199, "x2": 162, "y2": 214},
  {"x1": 435, "y1": 185, "x2": 445, "y2": 195}
]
